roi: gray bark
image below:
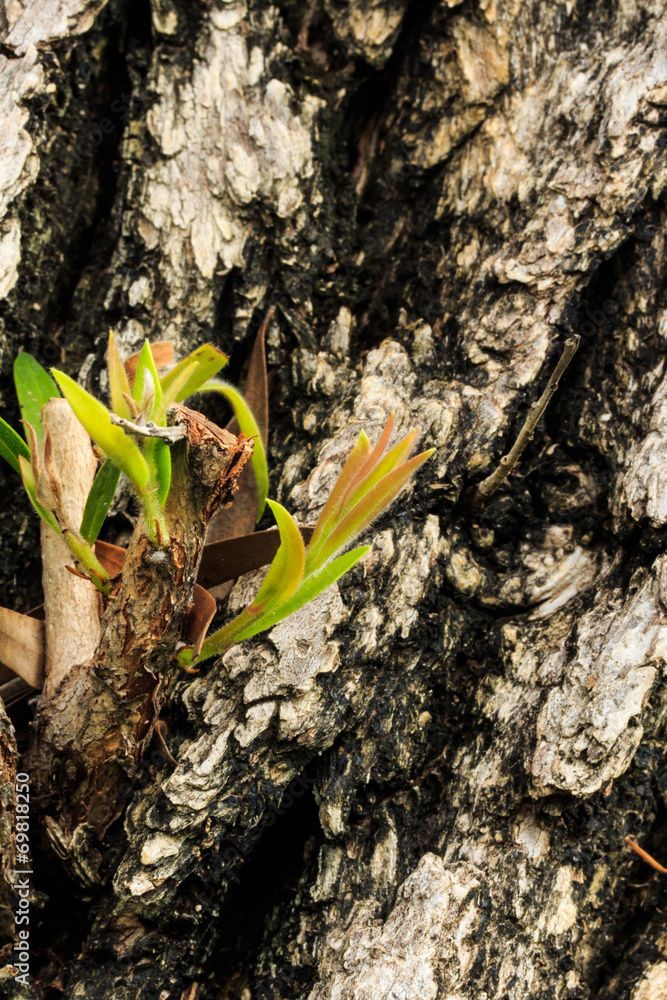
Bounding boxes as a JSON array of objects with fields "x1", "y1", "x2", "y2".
[{"x1": 2, "y1": 1, "x2": 667, "y2": 998}]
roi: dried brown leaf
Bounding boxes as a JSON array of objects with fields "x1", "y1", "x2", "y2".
[
  {"x1": 0, "y1": 605, "x2": 45, "y2": 689},
  {"x1": 198, "y1": 525, "x2": 313, "y2": 590},
  {"x1": 124, "y1": 341, "x2": 175, "y2": 384}
]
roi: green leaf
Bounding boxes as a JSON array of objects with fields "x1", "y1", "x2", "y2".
[
  {"x1": 0, "y1": 416, "x2": 31, "y2": 474},
  {"x1": 194, "y1": 500, "x2": 306, "y2": 663},
  {"x1": 250, "y1": 500, "x2": 305, "y2": 612},
  {"x1": 146, "y1": 437, "x2": 171, "y2": 507},
  {"x1": 306, "y1": 430, "x2": 372, "y2": 558},
  {"x1": 13, "y1": 353, "x2": 60, "y2": 441},
  {"x1": 51, "y1": 369, "x2": 150, "y2": 489},
  {"x1": 132, "y1": 341, "x2": 162, "y2": 420},
  {"x1": 108, "y1": 331, "x2": 133, "y2": 420},
  {"x1": 80, "y1": 460, "x2": 121, "y2": 544},
  {"x1": 160, "y1": 344, "x2": 228, "y2": 403},
  {"x1": 231, "y1": 545, "x2": 369, "y2": 644},
  {"x1": 192, "y1": 545, "x2": 369, "y2": 665},
  {"x1": 153, "y1": 361, "x2": 198, "y2": 424},
  {"x1": 18, "y1": 455, "x2": 60, "y2": 534},
  {"x1": 196, "y1": 380, "x2": 269, "y2": 520},
  {"x1": 314, "y1": 449, "x2": 434, "y2": 569}
]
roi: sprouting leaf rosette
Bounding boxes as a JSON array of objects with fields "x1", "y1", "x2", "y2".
[
  {"x1": 0, "y1": 333, "x2": 433, "y2": 679},
  {"x1": 0, "y1": 336, "x2": 268, "y2": 596},
  {"x1": 179, "y1": 413, "x2": 433, "y2": 669}
]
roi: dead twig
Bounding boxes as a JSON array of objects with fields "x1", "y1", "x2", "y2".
[
  {"x1": 625, "y1": 835, "x2": 667, "y2": 873},
  {"x1": 471, "y1": 335, "x2": 580, "y2": 512},
  {"x1": 110, "y1": 414, "x2": 188, "y2": 444}
]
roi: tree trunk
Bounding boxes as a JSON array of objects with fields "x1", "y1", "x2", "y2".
[{"x1": 2, "y1": 1, "x2": 667, "y2": 998}]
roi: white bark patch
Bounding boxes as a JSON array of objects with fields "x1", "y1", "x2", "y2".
[
  {"x1": 323, "y1": 0, "x2": 409, "y2": 68},
  {"x1": 531, "y1": 558, "x2": 667, "y2": 796},
  {"x1": 513, "y1": 807, "x2": 550, "y2": 865},
  {"x1": 0, "y1": 46, "x2": 41, "y2": 301},
  {"x1": 4, "y1": 0, "x2": 108, "y2": 54},
  {"x1": 408, "y1": 10, "x2": 667, "y2": 488},
  {"x1": 311, "y1": 844, "x2": 346, "y2": 902},
  {"x1": 615, "y1": 369, "x2": 667, "y2": 528},
  {"x1": 0, "y1": 218, "x2": 21, "y2": 300},
  {"x1": 225, "y1": 586, "x2": 348, "y2": 703},
  {"x1": 325, "y1": 306, "x2": 353, "y2": 360},
  {"x1": 307, "y1": 855, "x2": 482, "y2": 1000},
  {"x1": 115, "y1": 10, "x2": 320, "y2": 337},
  {"x1": 443, "y1": 524, "x2": 604, "y2": 614},
  {"x1": 631, "y1": 962, "x2": 667, "y2": 1000},
  {"x1": 370, "y1": 818, "x2": 399, "y2": 895},
  {"x1": 233, "y1": 701, "x2": 276, "y2": 748},
  {"x1": 385, "y1": 516, "x2": 442, "y2": 641},
  {"x1": 0, "y1": 3, "x2": 108, "y2": 304},
  {"x1": 139, "y1": 832, "x2": 181, "y2": 867},
  {"x1": 537, "y1": 866, "x2": 578, "y2": 940},
  {"x1": 161, "y1": 713, "x2": 237, "y2": 813}
]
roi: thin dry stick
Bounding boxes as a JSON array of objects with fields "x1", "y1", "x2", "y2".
[
  {"x1": 471, "y1": 335, "x2": 580, "y2": 511},
  {"x1": 625, "y1": 835, "x2": 667, "y2": 873}
]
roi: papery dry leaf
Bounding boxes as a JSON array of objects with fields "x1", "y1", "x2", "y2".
[
  {"x1": 207, "y1": 308, "x2": 272, "y2": 550},
  {"x1": 0, "y1": 605, "x2": 45, "y2": 689},
  {"x1": 185, "y1": 585, "x2": 217, "y2": 656},
  {"x1": 197, "y1": 525, "x2": 313, "y2": 590},
  {"x1": 94, "y1": 539, "x2": 126, "y2": 578},
  {"x1": 124, "y1": 341, "x2": 175, "y2": 383}
]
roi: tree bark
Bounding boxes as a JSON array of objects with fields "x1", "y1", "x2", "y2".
[{"x1": 2, "y1": 1, "x2": 667, "y2": 999}]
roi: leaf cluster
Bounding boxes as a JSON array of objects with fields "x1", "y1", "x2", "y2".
[
  {"x1": 0, "y1": 336, "x2": 432, "y2": 668},
  {"x1": 184, "y1": 414, "x2": 433, "y2": 666}
]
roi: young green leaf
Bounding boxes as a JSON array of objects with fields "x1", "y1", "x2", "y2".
[
  {"x1": 346, "y1": 413, "x2": 395, "y2": 496},
  {"x1": 186, "y1": 544, "x2": 369, "y2": 669},
  {"x1": 108, "y1": 332, "x2": 133, "y2": 420},
  {"x1": 132, "y1": 341, "x2": 163, "y2": 420},
  {"x1": 145, "y1": 437, "x2": 171, "y2": 508},
  {"x1": 192, "y1": 500, "x2": 305, "y2": 664},
  {"x1": 18, "y1": 455, "x2": 60, "y2": 534},
  {"x1": 0, "y1": 417, "x2": 31, "y2": 474},
  {"x1": 13, "y1": 354, "x2": 60, "y2": 441},
  {"x1": 313, "y1": 449, "x2": 434, "y2": 570},
  {"x1": 340, "y1": 430, "x2": 420, "y2": 518},
  {"x1": 80, "y1": 460, "x2": 121, "y2": 544},
  {"x1": 185, "y1": 417, "x2": 434, "y2": 669},
  {"x1": 195, "y1": 379, "x2": 268, "y2": 520},
  {"x1": 249, "y1": 500, "x2": 305, "y2": 611},
  {"x1": 153, "y1": 361, "x2": 198, "y2": 424},
  {"x1": 160, "y1": 344, "x2": 228, "y2": 403},
  {"x1": 51, "y1": 369, "x2": 150, "y2": 489},
  {"x1": 306, "y1": 430, "x2": 372, "y2": 557}
]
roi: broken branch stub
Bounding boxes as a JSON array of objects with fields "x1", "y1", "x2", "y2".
[
  {"x1": 25, "y1": 405, "x2": 252, "y2": 865},
  {"x1": 40, "y1": 399, "x2": 100, "y2": 699}
]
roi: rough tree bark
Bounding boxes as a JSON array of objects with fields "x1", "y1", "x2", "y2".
[{"x1": 1, "y1": 1, "x2": 667, "y2": 998}]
